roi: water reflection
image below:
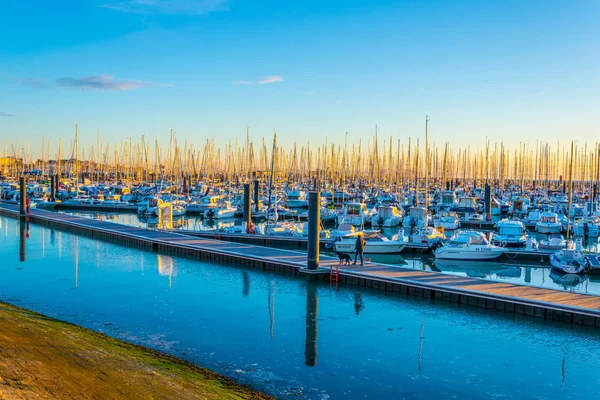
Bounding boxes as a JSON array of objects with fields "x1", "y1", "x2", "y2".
[
  {"x1": 304, "y1": 278, "x2": 318, "y2": 367},
  {"x1": 434, "y1": 260, "x2": 511, "y2": 278},
  {"x1": 2, "y1": 216, "x2": 600, "y2": 399},
  {"x1": 74, "y1": 236, "x2": 79, "y2": 289},
  {"x1": 418, "y1": 319, "x2": 425, "y2": 375},
  {"x1": 549, "y1": 270, "x2": 588, "y2": 290},
  {"x1": 157, "y1": 254, "x2": 176, "y2": 289},
  {"x1": 353, "y1": 293, "x2": 364, "y2": 316},
  {"x1": 242, "y1": 271, "x2": 250, "y2": 297},
  {"x1": 268, "y1": 281, "x2": 275, "y2": 339},
  {"x1": 19, "y1": 220, "x2": 28, "y2": 262}
]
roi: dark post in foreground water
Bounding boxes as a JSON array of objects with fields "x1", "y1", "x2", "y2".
[
  {"x1": 19, "y1": 220, "x2": 27, "y2": 262},
  {"x1": 19, "y1": 176, "x2": 26, "y2": 217},
  {"x1": 253, "y1": 179, "x2": 259, "y2": 212},
  {"x1": 304, "y1": 277, "x2": 318, "y2": 366},
  {"x1": 307, "y1": 191, "x2": 320, "y2": 270},
  {"x1": 243, "y1": 183, "x2": 251, "y2": 227}
]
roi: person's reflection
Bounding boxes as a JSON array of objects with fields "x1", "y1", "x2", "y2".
[
  {"x1": 304, "y1": 277, "x2": 319, "y2": 367},
  {"x1": 353, "y1": 293, "x2": 364, "y2": 316},
  {"x1": 561, "y1": 353, "x2": 567, "y2": 387}
]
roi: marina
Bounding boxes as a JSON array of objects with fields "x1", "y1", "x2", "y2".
[
  {"x1": 2, "y1": 214, "x2": 600, "y2": 399},
  {"x1": 3, "y1": 202, "x2": 600, "y2": 328},
  {"x1": 3, "y1": 1, "x2": 600, "y2": 396}
]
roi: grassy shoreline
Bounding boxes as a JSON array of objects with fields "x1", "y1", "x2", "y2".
[{"x1": 0, "y1": 301, "x2": 272, "y2": 399}]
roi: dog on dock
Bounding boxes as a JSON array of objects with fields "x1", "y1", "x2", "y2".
[{"x1": 337, "y1": 252, "x2": 351, "y2": 265}]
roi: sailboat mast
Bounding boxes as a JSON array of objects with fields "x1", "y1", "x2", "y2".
[
  {"x1": 567, "y1": 140, "x2": 574, "y2": 240},
  {"x1": 425, "y1": 116, "x2": 430, "y2": 215},
  {"x1": 266, "y1": 130, "x2": 277, "y2": 229}
]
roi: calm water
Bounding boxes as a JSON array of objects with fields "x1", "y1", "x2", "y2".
[
  {"x1": 64, "y1": 211, "x2": 600, "y2": 296},
  {"x1": 2, "y1": 216, "x2": 600, "y2": 399}
]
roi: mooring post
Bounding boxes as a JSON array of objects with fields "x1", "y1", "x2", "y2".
[
  {"x1": 307, "y1": 191, "x2": 320, "y2": 270},
  {"x1": 484, "y1": 183, "x2": 491, "y2": 220},
  {"x1": 304, "y1": 277, "x2": 318, "y2": 366},
  {"x1": 50, "y1": 174, "x2": 55, "y2": 202},
  {"x1": 243, "y1": 183, "x2": 251, "y2": 227},
  {"x1": 253, "y1": 179, "x2": 259, "y2": 213},
  {"x1": 19, "y1": 176, "x2": 26, "y2": 217}
]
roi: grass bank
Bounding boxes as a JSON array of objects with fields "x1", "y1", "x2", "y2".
[{"x1": 0, "y1": 301, "x2": 272, "y2": 399}]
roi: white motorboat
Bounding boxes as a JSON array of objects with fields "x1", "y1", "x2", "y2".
[
  {"x1": 204, "y1": 200, "x2": 236, "y2": 219},
  {"x1": 523, "y1": 209, "x2": 542, "y2": 225},
  {"x1": 434, "y1": 230, "x2": 504, "y2": 260},
  {"x1": 536, "y1": 211, "x2": 563, "y2": 234},
  {"x1": 492, "y1": 219, "x2": 527, "y2": 247},
  {"x1": 434, "y1": 210, "x2": 460, "y2": 231},
  {"x1": 405, "y1": 226, "x2": 445, "y2": 246},
  {"x1": 437, "y1": 190, "x2": 458, "y2": 211},
  {"x1": 188, "y1": 195, "x2": 224, "y2": 214},
  {"x1": 333, "y1": 231, "x2": 407, "y2": 254},
  {"x1": 170, "y1": 202, "x2": 187, "y2": 217},
  {"x1": 264, "y1": 221, "x2": 302, "y2": 236},
  {"x1": 285, "y1": 189, "x2": 308, "y2": 208},
  {"x1": 402, "y1": 206, "x2": 430, "y2": 229},
  {"x1": 538, "y1": 234, "x2": 567, "y2": 250},
  {"x1": 337, "y1": 202, "x2": 373, "y2": 227},
  {"x1": 550, "y1": 248, "x2": 589, "y2": 274},
  {"x1": 572, "y1": 218, "x2": 600, "y2": 237},
  {"x1": 137, "y1": 197, "x2": 160, "y2": 216},
  {"x1": 371, "y1": 205, "x2": 403, "y2": 228}
]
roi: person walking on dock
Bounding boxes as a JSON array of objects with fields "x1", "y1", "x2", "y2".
[{"x1": 354, "y1": 234, "x2": 366, "y2": 266}]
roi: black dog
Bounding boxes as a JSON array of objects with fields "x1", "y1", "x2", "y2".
[{"x1": 337, "y1": 253, "x2": 351, "y2": 265}]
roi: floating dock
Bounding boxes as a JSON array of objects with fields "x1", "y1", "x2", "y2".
[
  {"x1": 176, "y1": 229, "x2": 572, "y2": 262},
  {"x1": 177, "y1": 229, "x2": 434, "y2": 253},
  {"x1": 2, "y1": 203, "x2": 600, "y2": 329}
]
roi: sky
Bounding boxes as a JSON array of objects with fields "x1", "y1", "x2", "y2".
[{"x1": 1, "y1": 0, "x2": 599, "y2": 158}]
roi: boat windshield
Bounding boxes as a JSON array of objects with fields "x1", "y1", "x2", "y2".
[
  {"x1": 499, "y1": 226, "x2": 523, "y2": 235},
  {"x1": 347, "y1": 204, "x2": 361, "y2": 215}
]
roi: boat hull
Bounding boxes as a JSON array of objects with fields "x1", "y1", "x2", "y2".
[
  {"x1": 334, "y1": 241, "x2": 407, "y2": 254},
  {"x1": 434, "y1": 248, "x2": 504, "y2": 260},
  {"x1": 536, "y1": 223, "x2": 562, "y2": 234}
]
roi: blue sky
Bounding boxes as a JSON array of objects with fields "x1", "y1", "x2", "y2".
[{"x1": 1, "y1": 0, "x2": 599, "y2": 157}]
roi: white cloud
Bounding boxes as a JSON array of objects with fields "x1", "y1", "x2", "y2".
[
  {"x1": 232, "y1": 76, "x2": 284, "y2": 85},
  {"x1": 0, "y1": 112, "x2": 15, "y2": 117},
  {"x1": 56, "y1": 75, "x2": 150, "y2": 91},
  {"x1": 258, "y1": 75, "x2": 283, "y2": 84}
]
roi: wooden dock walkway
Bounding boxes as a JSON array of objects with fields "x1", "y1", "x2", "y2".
[{"x1": 2, "y1": 204, "x2": 600, "y2": 328}]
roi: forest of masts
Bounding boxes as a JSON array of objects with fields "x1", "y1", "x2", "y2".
[{"x1": 3, "y1": 126, "x2": 600, "y2": 191}]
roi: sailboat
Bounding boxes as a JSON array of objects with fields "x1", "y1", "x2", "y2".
[{"x1": 550, "y1": 141, "x2": 590, "y2": 275}]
